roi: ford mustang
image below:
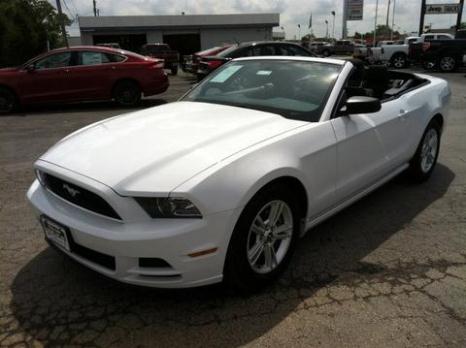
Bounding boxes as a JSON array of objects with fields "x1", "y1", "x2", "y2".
[{"x1": 27, "y1": 57, "x2": 450, "y2": 291}]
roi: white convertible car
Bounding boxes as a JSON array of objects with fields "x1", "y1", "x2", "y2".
[{"x1": 27, "y1": 57, "x2": 450, "y2": 291}]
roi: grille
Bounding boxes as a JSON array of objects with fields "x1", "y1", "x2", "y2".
[{"x1": 41, "y1": 172, "x2": 122, "y2": 220}]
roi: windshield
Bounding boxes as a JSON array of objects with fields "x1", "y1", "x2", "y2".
[{"x1": 182, "y1": 60, "x2": 341, "y2": 122}]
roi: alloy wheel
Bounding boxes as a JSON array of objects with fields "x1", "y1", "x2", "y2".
[
  {"x1": 420, "y1": 128, "x2": 438, "y2": 173},
  {"x1": 246, "y1": 200, "x2": 293, "y2": 274},
  {"x1": 393, "y1": 56, "x2": 405, "y2": 68},
  {"x1": 439, "y1": 56, "x2": 455, "y2": 72}
]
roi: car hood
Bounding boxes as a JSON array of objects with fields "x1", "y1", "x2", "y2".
[{"x1": 39, "y1": 101, "x2": 307, "y2": 195}]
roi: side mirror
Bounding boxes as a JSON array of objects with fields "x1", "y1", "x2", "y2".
[
  {"x1": 345, "y1": 96, "x2": 381, "y2": 114},
  {"x1": 25, "y1": 64, "x2": 36, "y2": 72}
]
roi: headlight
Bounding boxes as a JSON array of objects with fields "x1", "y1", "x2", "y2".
[
  {"x1": 135, "y1": 197, "x2": 202, "y2": 218},
  {"x1": 35, "y1": 169, "x2": 46, "y2": 186}
]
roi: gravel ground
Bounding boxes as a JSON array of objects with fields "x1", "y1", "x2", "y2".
[{"x1": 0, "y1": 70, "x2": 465, "y2": 348}]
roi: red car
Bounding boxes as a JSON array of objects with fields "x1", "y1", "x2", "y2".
[
  {"x1": 0, "y1": 46, "x2": 169, "y2": 113},
  {"x1": 188, "y1": 45, "x2": 232, "y2": 73}
]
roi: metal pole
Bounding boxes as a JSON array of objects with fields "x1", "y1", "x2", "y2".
[
  {"x1": 55, "y1": 0, "x2": 69, "y2": 48},
  {"x1": 456, "y1": 0, "x2": 464, "y2": 32},
  {"x1": 332, "y1": 12, "x2": 336, "y2": 40},
  {"x1": 325, "y1": 20, "x2": 329, "y2": 39},
  {"x1": 374, "y1": 0, "x2": 379, "y2": 46},
  {"x1": 386, "y1": 0, "x2": 391, "y2": 27},
  {"x1": 419, "y1": 0, "x2": 426, "y2": 35},
  {"x1": 93, "y1": 0, "x2": 97, "y2": 17},
  {"x1": 342, "y1": 0, "x2": 347, "y2": 39},
  {"x1": 391, "y1": 0, "x2": 396, "y2": 41}
]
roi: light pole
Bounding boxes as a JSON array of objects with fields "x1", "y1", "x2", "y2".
[
  {"x1": 331, "y1": 11, "x2": 336, "y2": 41},
  {"x1": 325, "y1": 20, "x2": 329, "y2": 39},
  {"x1": 297, "y1": 24, "x2": 301, "y2": 40},
  {"x1": 391, "y1": 0, "x2": 396, "y2": 41},
  {"x1": 374, "y1": 0, "x2": 379, "y2": 46}
]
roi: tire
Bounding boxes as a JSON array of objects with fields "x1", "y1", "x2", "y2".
[
  {"x1": 171, "y1": 65, "x2": 178, "y2": 75},
  {"x1": 0, "y1": 87, "x2": 18, "y2": 114},
  {"x1": 438, "y1": 55, "x2": 458, "y2": 72},
  {"x1": 113, "y1": 80, "x2": 141, "y2": 107},
  {"x1": 422, "y1": 60, "x2": 436, "y2": 70},
  {"x1": 322, "y1": 49, "x2": 331, "y2": 57},
  {"x1": 407, "y1": 119, "x2": 441, "y2": 183},
  {"x1": 390, "y1": 53, "x2": 408, "y2": 69},
  {"x1": 224, "y1": 185, "x2": 301, "y2": 293}
]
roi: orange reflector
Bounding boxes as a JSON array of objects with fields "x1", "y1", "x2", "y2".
[{"x1": 188, "y1": 247, "x2": 218, "y2": 258}]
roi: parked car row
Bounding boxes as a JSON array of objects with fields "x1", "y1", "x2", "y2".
[{"x1": 194, "y1": 41, "x2": 316, "y2": 80}]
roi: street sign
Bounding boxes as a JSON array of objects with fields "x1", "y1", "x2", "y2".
[
  {"x1": 425, "y1": 3, "x2": 461, "y2": 14},
  {"x1": 346, "y1": 0, "x2": 364, "y2": 20}
]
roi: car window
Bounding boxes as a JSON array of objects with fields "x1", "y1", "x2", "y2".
[
  {"x1": 183, "y1": 60, "x2": 341, "y2": 122},
  {"x1": 424, "y1": 35, "x2": 434, "y2": 41},
  {"x1": 106, "y1": 53, "x2": 126, "y2": 62},
  {"x1": 259, "y1": 45, "x2": 275, "y2": 55},
  {"x1": 286, "y1": 45, "x2": 312, "y2": 56},
  {"x1": 438, "y1": 35, "x2": 451, "y2": 40},
  {"x1": 34, "y1": 52, "x2": 72, "y2": 70},
  {"x1": 78, "y1": 51, "x2": 111, "y2": 66},
  {"x1": 274, "y1": 45, "x2": 289, "y2": 55}
]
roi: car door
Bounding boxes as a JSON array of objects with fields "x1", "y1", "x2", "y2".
[
  {"x1": 330, "y1": 96, "x2": 406, "y2": 203},
  {"x1": 63, "y1": 50, "x2": 118, "y2": 101},
  {"x1": 18, "y1": 51, "x2": 74, "y2": 104}
]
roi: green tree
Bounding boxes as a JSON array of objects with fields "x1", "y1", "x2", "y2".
[{"x1": 0, "y1": 0, "x2": 70, "y2": 67}]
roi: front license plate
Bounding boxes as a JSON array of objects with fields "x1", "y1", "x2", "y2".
[{"x1": 40, "y1": 215, "x2": 70, "y2": 251}]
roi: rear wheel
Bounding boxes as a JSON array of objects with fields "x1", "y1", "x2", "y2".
[
  {"x1": 391, "y1": 53, "x2": 408, "y2": 68},
  {"x1": 113, "y1": 80, "x2": 141, "y2": 107},
  {"x1": 171, "y1": 65, "x2": 178, "y2": 75},
  {"x1": 438, "y1": 55, "x2": 458, "y2": 72},
  {"x1": 407, "y1": 120, "x2": 441, "y2": 183},
  {"x1": 224, "y1": 185, "x2": 301, "y2": 293},
  {"x1": 322, "y1": 49, "x2": 331, "y2": 57},
  {"x1": 0, "y1": 87, "x2": 18, "y2": 114}
]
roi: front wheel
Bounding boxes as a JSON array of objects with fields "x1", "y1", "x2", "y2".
[
  {"x1": 224, "y1": 186, "x2": 300, "y2": 293},
  {"x1": 113, "y1": 80, "x2": 141, "y2": 107},
  {"x1": 0, "y1": 87, "x2": 18, "y2": 114},
  {"x1": 322, "y1": 49, "x2": 331, "y2": 57},
  {"x1": 407, "y1": 120, "x2": 441, "y2": 182}
]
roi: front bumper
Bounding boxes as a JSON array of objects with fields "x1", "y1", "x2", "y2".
[{"x1": 27, "y1": 179, "x2": 236, "y2": 288}]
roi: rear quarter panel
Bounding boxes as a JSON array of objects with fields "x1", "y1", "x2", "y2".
[{"x1": 403, "y1": 75, "x2": 451, "y2": 157}]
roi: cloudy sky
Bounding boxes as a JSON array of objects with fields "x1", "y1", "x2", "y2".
[{"x1": 56, "y1": 0, "x2": 466, "y2": 38}]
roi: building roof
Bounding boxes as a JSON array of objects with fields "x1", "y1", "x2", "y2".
[{"x1": 79, "y1": 14, "x2": 280, "y2": 32}]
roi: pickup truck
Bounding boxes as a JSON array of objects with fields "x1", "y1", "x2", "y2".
[
  {"x1": 140, "y1": 43, "x2": 180, "y2": 75},
  {"x1": 370, "y1": 33, "x2": 454, "y2": 68},
  {"x1": 420, "y1": 30, "x2": 466, "y2": 72},
  {"x1": 409, "y1": 33, "x2": 455, "y2": 66},
  {"x1": 317, "y1": 40, "x2": 354, "y2": 56}
]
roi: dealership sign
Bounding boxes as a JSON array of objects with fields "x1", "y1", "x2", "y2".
[
  {"x1": 346, "y1": 0, "x2": 364, "y2": 21},
  {"x1": 425, "y1": 3, "x2": 461, "y2": 15}
]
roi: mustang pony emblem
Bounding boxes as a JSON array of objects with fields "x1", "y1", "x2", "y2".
[{"x1": 62, "y1": 183, "x2": 80, "y2": 198}]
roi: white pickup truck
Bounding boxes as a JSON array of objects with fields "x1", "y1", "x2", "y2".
[{"x1": 369, "y1": 33, "x2": 454, "y2": 68}]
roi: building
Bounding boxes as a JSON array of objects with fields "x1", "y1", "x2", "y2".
[
  {"x1": 78, "y1": 14, "x2": 279, "y2": 54},
  {"x1": 272, "y1": 31, "x2": 285, "y2": 40}
]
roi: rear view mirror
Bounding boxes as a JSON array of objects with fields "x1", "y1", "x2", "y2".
[{"x1": 345, "y1": 96, "x2": 381, "y2": 114}]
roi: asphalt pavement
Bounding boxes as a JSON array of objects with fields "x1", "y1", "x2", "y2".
[{"x1": 0, "y1": 70, "x2": 465, "y2": 347}]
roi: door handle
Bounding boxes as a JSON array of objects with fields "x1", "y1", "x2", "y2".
[{"x1": 399, "y1": 109, "x2": 407, "y2": 121}]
